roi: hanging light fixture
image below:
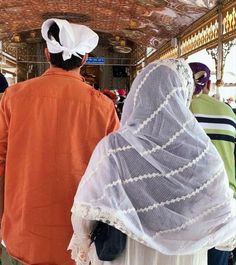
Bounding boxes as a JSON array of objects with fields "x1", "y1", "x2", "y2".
[
  {"x1": 115, "y1": 36, "x2": 120, "y2": 42},
  {"x1": 26, "y1": 30, "x2": 41, "y2": 43},
  {"x1": 129, "y1": 19, "x2": 138, "y2": 29},
  {"x1": 114, "y1": 39, "x2": 132, "y2": 54},
  {"x1": 120, "y1": 40, "x2": 126, "y2": 47},
  {"x1": 12, "y1": 34, "x2": 21, "y2": 43},
  {"x1": 29, "y1": 31, "x2": 36, "y2": 38}
]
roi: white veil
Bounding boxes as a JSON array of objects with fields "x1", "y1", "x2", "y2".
[{"x1": 69, "y1": 59, "x2": 236, "y2": 264}]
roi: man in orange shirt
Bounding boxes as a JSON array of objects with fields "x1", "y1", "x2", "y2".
[{"x1": 0, "y1": 18, "x2": 119, "y2": 265}]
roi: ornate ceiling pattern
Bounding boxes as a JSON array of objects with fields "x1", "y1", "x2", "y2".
[{"x1": 0, "y1": 0, "x2": 218, "y2": 50}]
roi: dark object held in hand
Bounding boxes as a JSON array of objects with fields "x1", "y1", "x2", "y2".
[{"x1": 91, "y1": 221, "x2": 127, "y2": 261}]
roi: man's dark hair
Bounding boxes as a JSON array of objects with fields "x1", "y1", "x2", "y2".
[{"x1": 47, "y1": 23, "x2": 83, "y2": 71}]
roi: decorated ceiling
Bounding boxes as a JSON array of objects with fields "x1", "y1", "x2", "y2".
[{"x1": 0, "y1": 0, "x2": 218, "y2": 50}]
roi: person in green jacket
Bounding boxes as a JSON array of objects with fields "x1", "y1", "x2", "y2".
[{"x1": 189, "y1": 62, "x2": 236, "y2": 265}]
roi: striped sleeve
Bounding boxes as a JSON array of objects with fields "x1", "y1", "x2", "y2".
[{"x1": 194, "y1": 114, "x2": 236, "y2": 143}]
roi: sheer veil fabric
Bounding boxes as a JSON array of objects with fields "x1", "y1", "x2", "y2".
[{"x1": 69, "y1": 59, "x2": 236, "y2": 265}]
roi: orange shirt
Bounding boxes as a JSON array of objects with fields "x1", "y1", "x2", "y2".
[{"x1": 0, "y1": 67, "x2": 119, "y2": 265}]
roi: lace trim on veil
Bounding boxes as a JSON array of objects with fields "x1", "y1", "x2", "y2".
[{"x1": 69, "y1": 195, "x2": 234, "y2": 263}]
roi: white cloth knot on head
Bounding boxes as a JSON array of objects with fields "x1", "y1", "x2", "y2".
[{"x1": 41, "y1": 18, "x2": 99, "y2": 61}]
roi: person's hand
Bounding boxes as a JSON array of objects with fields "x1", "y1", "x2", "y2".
[{"x1": 78, "y1": 250, "x2": 90, "y2": 265}]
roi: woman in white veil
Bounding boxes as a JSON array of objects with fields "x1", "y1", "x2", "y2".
[{"x1": 69, "y1": 59, "x2": 236, "y2": 265}]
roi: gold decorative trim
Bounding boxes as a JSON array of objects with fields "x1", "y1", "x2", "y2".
[
  {"x1": 159, "y1": 47, "x2": 178, "y2": 59},
  {"x1": 223, "y1": 4, "x2": 236, "y2": 40},
  {"x1": 180, "y1": 18, "x2": 218, "y2": 56}
]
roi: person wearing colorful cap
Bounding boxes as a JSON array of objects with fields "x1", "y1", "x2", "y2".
[
  {"x1": 0, "y1": 18, "x2": 119, "y2": 265},
  {"x1": 117, "y1": 89, "x2": 126, "y2": 119},
  {"x1": 189, "y1": 62, "x2": 236, "y2": 265}
]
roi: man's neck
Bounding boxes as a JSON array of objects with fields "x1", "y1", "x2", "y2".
[{"x1": 50, "y1": 65, "x2": 81, "y2": 75}]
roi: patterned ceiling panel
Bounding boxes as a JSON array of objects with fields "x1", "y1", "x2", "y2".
[{"x1": 0, "y1": 0, "x2": 218, "y2": 49}]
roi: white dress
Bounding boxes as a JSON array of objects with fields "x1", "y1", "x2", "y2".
[{"x1": 89, "y1": 237, "x2": 207, "y2": 265}]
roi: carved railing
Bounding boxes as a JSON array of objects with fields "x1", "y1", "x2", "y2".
[
  {"x1": 180, "y1": 17, "x2": 218, "y2": 56},
  {"x1": 159, "y1": 47, "x2": 178, "y2": 59},
  {"x1": 223, "y1": 1, "x2": 236, "y2": 41}
]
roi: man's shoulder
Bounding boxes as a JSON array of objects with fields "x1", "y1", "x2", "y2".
[
  {"x1": 5, "y1": 76, "x2": 42, "y2": 98},
  {"x1": 191, "y1": 94, "x2": 235, "y2": 119},
  {"x1": 90, "y1": 89, "x2": 114, "y2": 109},
  {"x1": 69, "y1": 81, "x2": 113, "y2": 109},
  {"x1": 192, "y1": 94, "x2": 229, "y2": 109},
  {"x1": 211, "y1": 98, "x2": 235, "y2": 116},
  {"x1": 190, "y1": 94, "x2": 212, "y2": 113}
]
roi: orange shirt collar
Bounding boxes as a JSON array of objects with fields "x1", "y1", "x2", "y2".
[{"x1": 42, "y1": 67, "x2": 85, "y2": 82}]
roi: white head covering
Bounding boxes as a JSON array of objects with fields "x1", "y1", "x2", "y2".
[
  {"x1": 69, "y1": 59, "x2": 236, "y2": 265},
  {"x1": 41, "y1": 18, "x2": 99, "y2": 61}
]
